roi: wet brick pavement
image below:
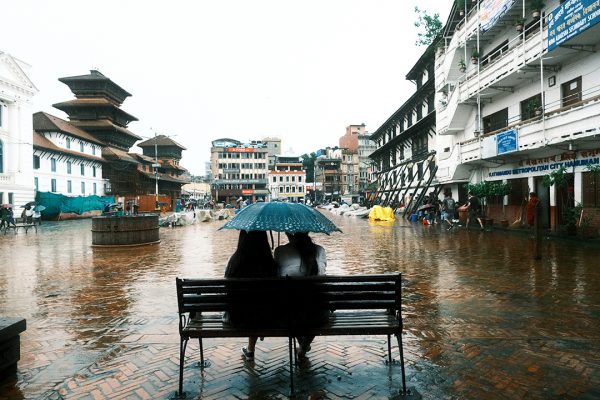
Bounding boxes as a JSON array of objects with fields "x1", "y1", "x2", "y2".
[{"x1": 1, "y1": 217, "x2": 600, "y2": 399}]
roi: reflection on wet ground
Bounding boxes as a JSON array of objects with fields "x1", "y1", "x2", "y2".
[{"x1": 1, "y1": 216, "x2": 600, "y2": 399}]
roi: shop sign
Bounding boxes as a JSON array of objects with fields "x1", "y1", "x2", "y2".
[
  {"x1": 227, "y1": 147, "x2": 254, "y2": 153},
  {"x1": 241, "y1": 189, "x2": 254, "y2": 195},
  {"x1": 488, "y1": 148, "x2": 600, "y2": 177},
  {"x1": 496, "y1": 129, "x2": 518, "y2": 155},
  {"x1": 548, "y1": 0, "x2": 600, "y2": 51},
  {"x1": 480, "y1": 0, "x2": 516, "y2": 32}
]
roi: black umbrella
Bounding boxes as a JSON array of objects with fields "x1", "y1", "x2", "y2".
[{"x1": 24, "y1": 201, "x2": 36, "y2": 208}]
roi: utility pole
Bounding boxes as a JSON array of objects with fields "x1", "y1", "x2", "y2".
[{"x1": 153, "y1": 130, "x2": 160, "y2": 210}]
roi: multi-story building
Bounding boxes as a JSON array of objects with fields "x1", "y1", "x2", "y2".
[
  {"x1": 340, "y1": 149, "x2": 360, "y2": 202},
  {"x1": 358, "y1": 133, "x2": 377, "y2": 195},
  {"x1": 210, "y1": 138, "x2": 269, "y2": 203},
  {"x1": 369, "y1": 43, "x2": 437, "y2": 215},
  {"x1": 435, "y1": 0, "x2": 600, "y2": 230},
  {"x1": 0, "y1": 51, "x2": 37, "y2": 207},
  {"x1": 32, "y1": 112, "x2": 106, "y2": 196},
  {"x1": 339, "y1": 124, "x2": 375, "y2": 200},
  {"x1": 262, "y1": 136, "x2": 282, "y2": 169},
  {"x1": 315, "y1": 147, "x2": 343, "y2": 202},
  {"x1": 268, "y1": 155, "x2": 306, "y2": 202}
]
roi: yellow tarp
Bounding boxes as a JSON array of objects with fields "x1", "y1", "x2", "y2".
[{"x1": 368, "y1": 205, "x2": 395, "y2": 221}]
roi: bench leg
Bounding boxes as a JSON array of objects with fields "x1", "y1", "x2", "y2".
[
  {"x1": 387, "y1": 334, "x2": 392, "y2": 364},
  {"x1": 178, "y1": 337, "x2": 188, "y2": 398},
  {"x1": 395, "y1": 332, "x2": 407, "y2": 396},
  {"x1": 288, "y1": 337, "x2": 295, "y2": 397},
  {"x1": 198, "y1": 338, "x2": 210, "y2": 368}
]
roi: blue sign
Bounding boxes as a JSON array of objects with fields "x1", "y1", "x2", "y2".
[
  {"x1": 496, "y1": 129, "x2": 518, "y2": 155},
  {"x1": 548, "y1": 0, "x2": 600, "y2": 51}
]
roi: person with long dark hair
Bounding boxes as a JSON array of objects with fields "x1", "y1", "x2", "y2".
[
  {"x1": 274, "y1": 232, "x2": 328, "y2": 358},
  {"x1": 224, "y1": 230, "x2": 277, "y2": 361}
]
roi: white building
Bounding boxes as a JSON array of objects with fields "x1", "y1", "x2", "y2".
[
  {"x1": 33, "y1": 112, "x2": 106, "y2": 196},
  {"x1": 0, "y1": 51, "x2": 37, "y2": 207},
  {"x1": 435, "y1": 0, "x2": 600, "y2": 230},
  {"x1": 268, "y1": 155, "x2": 306, "y2": 202}
]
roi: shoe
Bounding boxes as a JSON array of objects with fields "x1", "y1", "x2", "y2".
[
  {"x1": 447, "y1": 226, "x2": 453, "y2": 231},
  {"x1": 241, "y1": 347, "x2": 254, "y2": 361},
  {"x1": 298, "y1": 343, "x2": 311, "y2": 358}
]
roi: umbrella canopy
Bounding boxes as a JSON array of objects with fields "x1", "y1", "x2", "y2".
[
  {"x1": 1, "y1": 204, "x2": 12, "y2": 209},
  {"x1": 418, "y1": 204, "x2": 435, "y2": 211},
  {"x1": 220, "y1": 202, "x2": 341, "y2": 234},
  {"x1": 34, "y1": 205, "x2": 46, "y2": 212},
  {"x1": 24, "y1": 201, "x2": 36, "y2": 208}
]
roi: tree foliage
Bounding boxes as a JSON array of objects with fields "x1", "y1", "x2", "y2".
[{"x1": 414, "y1": 7, "x2": 443, "y2": 46}]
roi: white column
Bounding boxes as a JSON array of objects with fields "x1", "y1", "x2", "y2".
[
  {"x1": 549, "y1": 185, "x2": 556, "y2": 207},
  {"x1": 574, "y1": 171, "x2": 582, "y2": 205},
  {"x1": 527, "y1": 176, "x2": 535, "y2": 194}
]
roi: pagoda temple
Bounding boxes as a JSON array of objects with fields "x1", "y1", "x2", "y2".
[
  {"x1": 53, "y1": 70, "x2": 141, "y2": 150},
  {"x1": 47, "y1": 70, "x2": 188, "y2": 207}
]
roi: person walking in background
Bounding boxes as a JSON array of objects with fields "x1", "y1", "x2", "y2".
[
  {"x1": 275, "y1": 232, "x2": 329, "y2": 359},
  {"x1": 6, "y1": 207, "x2": 17, "y2": 228},
  {"x1": 526, "y1": 192, "x2": 540, "y2": 228},
  {"x1": 224, "y1": 230, "x2": 278, "y2": 362},
  {"x1": 466, "y1": 192, "x2": 484, "y2": 230},
  {"x1": 441, "y1": 191, "x2": 456, "y2": 230}
]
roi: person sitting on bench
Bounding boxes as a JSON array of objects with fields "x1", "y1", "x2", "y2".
[
  {"x1": 224, "y1": 230, "x2": 277, "y2": 361},
  {"x1": 275, "y1": 232, "x2": 329, "y2": 358}
]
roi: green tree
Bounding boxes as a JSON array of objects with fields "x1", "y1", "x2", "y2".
[
  {"x1": 414, "y1": 7, "x2": 443, "y2": 46},
  {"x1": 301, "y1": 152, "x2": 317, "y2": 183}
]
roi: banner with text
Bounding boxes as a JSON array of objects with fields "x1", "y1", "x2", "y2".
[
  {"x1": 480, "y1": 0, "x2": 516, "y2": 32},
  {"x1": 548, "y1": 0, "x2": 600, "y2": 51},
  {"x1": 488, "y1": 148, "x2": 600, "y2": 178}
]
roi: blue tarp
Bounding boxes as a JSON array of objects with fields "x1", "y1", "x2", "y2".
[{"x1": 35, "y1": 192, "x2": 115, "y2": 219}]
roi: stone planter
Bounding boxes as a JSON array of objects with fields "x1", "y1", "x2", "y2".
[{"x1": 0, "y1": 317, "x2": 26, "y2": 378}]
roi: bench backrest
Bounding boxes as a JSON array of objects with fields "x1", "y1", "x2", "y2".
[{"x1": 176, "y1": 274, "x2": 402, "y2": 328}]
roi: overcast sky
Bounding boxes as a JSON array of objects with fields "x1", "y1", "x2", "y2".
[{"x1": 5, "y1": 0, "x2": 449, "y2": 175}]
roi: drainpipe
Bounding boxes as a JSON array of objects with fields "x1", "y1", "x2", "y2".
[{"x1": 540, "y1": 11, "x2": 547, "y2": 146}]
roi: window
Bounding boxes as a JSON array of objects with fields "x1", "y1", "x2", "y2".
[
  {"x1": 81, "y1": 182, "x2": 85, "y2": 194},
  {"x1": 67, "y1": 161, "x2": 72, "y2": 174},
  {"x1": 33, "y1": 155, "x2": 40, "y2": 169},
  {"x1": 92, "y1": 146, "x2": 96, "y2": 155},
  {"x1": 80, "y1": 142, "x2": 84, "y2": 152},
  {"x1": 299, "y1": 176, "x2": 302, "y2": 182},
  {"x1": 66, "y1": 138, "x2": 71, "y2": 149},
  {"x1": 272, "y1": 176, "x2": 276, "y2": 183},
  {"x1": 93, "y1": 183, "x2": 97, "y2": 195},
  {"x1": 562, "y1": 76, "x2": 582, "y2": 107},
  {"x1": 80, "y1": 164, "x2": 85, "y2": 176},
  {"x1": 480, "y1": 40, "x2": 509, "y2": 68},
  {"x1": 34, "y1": 177, "x2": 38, "y2": 191},
  {"x1": 67, "y1": 180, "x2": 72, "y2": 193},
  {"x1": 51, "y1": 158, "x2": 57, "y2": 172},
  {"x1": 483, "y1": 108, "x2": 508, "y2": 134},
  {"x1": 582, "y1": 172, "x2": 600, "y2": 208},
  {"x1": 8, "y1": 193, "x2": 13, "y2": 205},
  {"x1": 0, "y1": 139, "x2": 3, "y2": 173},
  {"x1": 93, "y1": 166, "x2": 97, "y2": 177},
  {"x1": 51, "y1": 179, "x2": 57, "y2": 192},
  {"x1": 520, "y1": 94, "x2": 542, "y2": 121}
]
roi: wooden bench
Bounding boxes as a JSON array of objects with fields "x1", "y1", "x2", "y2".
[{"x1": 176, "y1": 274, "x2": 407, "y2": 398}]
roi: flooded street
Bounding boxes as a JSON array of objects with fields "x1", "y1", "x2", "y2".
[{"x1": 1, "y1": 215, "x2": 600, "y2": 399}]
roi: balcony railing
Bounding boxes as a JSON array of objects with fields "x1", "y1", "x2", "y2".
[
  {"x1": 458, "y1": 22, "x2": 546, "y2": 103},
  {"x1": 459, "y1": 82, "x2": 600, "y2": 162},
  {"x1": 0, "y1": 173, "x2": 14, "y2": 184}
]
